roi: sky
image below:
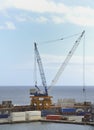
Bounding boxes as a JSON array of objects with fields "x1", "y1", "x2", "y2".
[{"x1": 0, "y1": 0, "x2": 94, "y2": 88}]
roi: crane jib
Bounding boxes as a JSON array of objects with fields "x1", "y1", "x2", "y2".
[{"x1": 48, "y1": 30, "x2": 85, "y2": 90}]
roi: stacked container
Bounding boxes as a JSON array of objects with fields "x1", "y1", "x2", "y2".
[
  {"x1": 10, "y1": 112, "x2": 26, "y2": 122},
  {"x1": 9, "y1": 111, "x2": 42, "y2": 122},
  {"x1": 25, "y1": 111, "x2": 41, "y2": 121},
  {"x1": 0, "y1": 114, "x2": 10, "y2": 123}
]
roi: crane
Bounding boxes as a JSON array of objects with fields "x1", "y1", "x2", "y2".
[
  {"x1": 30, "y1": 31, "x2": 85, "y2": 110},
  {"x1": 30, "y1": 42, "x2": 48, "y2": 96},
  {"x1": 30, "y1": 44, "x2": 52, "y2": 110},
  {"x1": 48, "y1": 30, "x2": 85, "y2": 90}
]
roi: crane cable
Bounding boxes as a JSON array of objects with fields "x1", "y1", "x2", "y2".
[
  {"x1": 38, "y1": 33, "x2": 80, "y2": 44},
  {"x1": 33, "y1": 32, "x2": 80, "y2": 86},
  {"x1": 83, "y1": 32, "x2": 86, "y2": 102}
]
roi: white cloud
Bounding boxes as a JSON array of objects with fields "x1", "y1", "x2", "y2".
[
  {"x1": 0, "y1": 0, "x2": 14, "y2": 11},
  {"x1": 0, "y1": 0, "x2": 94, "y2": 26},
  {"x1": 5, "y1": 21, "x2": 16, "y2": 30},
  {"x1": 52, "y1": 16, "x2": 65, "y2": 24},
  {"x1": 42, "y1": 54, "x2": 94, "y2": 66},
  {"x1": 36, "y1": 16, "x2": 48, "y2": 23},
  {"x1": 15, "y1": 14, "x2": 48, "y2": 23},
  {"x1": 0, "y1": 21, "x2": 16, "y2": 30},
  {"x1": 67, "y1": 6, "x2": 94, "y2": 26},
  {"x1": 15, "y1": 15, "x2": 28, "y2": 22},
  {"x1": 7, "y1": 0, "x2": 68, "y2": 13},
  {"x1": 42, "y1": 54, "x2": 94, "y2": 85}
]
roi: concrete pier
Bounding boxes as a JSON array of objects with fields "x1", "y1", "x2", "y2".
[{"x1": 0, "y1": 117, "x2": 94, "y2": 126}]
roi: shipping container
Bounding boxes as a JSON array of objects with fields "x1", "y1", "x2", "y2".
[
  {"x1": 25, "y1": 111, "x2": 41, "y2": 116},
  {"x1": 10, "y1": 112, "x2": 26, "y2": 122},
  {"x1": 11, "y1": 116, "x2": 26, "y2": 122},
  {"x1": 68, "y1": 116, "x2": 84, "y2": 122},
  {"x1": 11, "y1": 112, "x2": 25, "y2": 117},
  {"x1": 41, "y1": 109, "x2": 56, "y2": 117},
  {"x1": 25, "y1": 111, "x2": 41, "y2": 121},
  {"x1": 62, "y1": 108, "x2": 76, "y2": 113},
  {"x1": 0, "y1": 114, "x2": 9, "y2": 118},
  {"x1": 46, "y1": 115, "x2": 62, "y2": 120},
  {"x1": 26, "y1": 115, "x2": 41, "y2": 121},
  {"x1": 60, "y1": 108, "x2": 76, "y2": 115},
  {"x1": 0, "y1": 118, "x2": 9, "y2": 123}
]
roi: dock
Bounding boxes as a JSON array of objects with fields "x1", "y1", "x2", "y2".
[
  {"x1": 0, "y1": 117, "x2": 94, "y2": 126},
  {"x1": 40, "y1": 118, "x2": 94, "y2": 126}
]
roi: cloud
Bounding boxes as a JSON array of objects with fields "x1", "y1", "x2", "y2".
[
  {"x1": 0, "y1": 0, "x2": 94, "y2": 26},
  {"x1": 41, "y1": 54, "x2": 94, "y2": 67},
  {"x1": 0, "y1": 0, "x2": 15, "y2": 11},
  {"x1": 7, "y1": 0, "x2": 68, "y2": 13},
  {"x1": 15, "y1": 15, "x2": 28, "y2": 22},
  {"x1": 13, "y1": 54, "x2": 84, "y2": 71},
  {"x1": 42, "y1": 54, "x2": 94, "y2": 85},
  {"x1": 66, "y1": 6, "x2": 94, "y2": 26},
  {"x1": 5, "y1": 21, "x2": 16, "y2": 29},
  {"x1": 36, "y1": 16, "x2": 48, "y2": 23},
  {"x1": 52, "y1": 16, "x2": 65, "y2": 24},
  {"x1": 15, "y1": 13, "x2": 49, "y2": 23},
  {"x1": 0, "y1": 21, "x2": 16, "y2": 30},
  {"x1": 7, "y1": 53, "x2": 94, "y2": 86}
]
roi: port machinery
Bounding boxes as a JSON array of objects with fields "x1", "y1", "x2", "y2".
[
  {"x1": 30, "y1": 42, "x2": 53, "y2": 110},
  {"x1": 30, "y1": 31, "x2": 85, "y2": 110}
]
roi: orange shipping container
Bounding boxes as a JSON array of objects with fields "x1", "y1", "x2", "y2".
[{"x1": 46, "y1": 115, "x2": 62, "y2": 120}]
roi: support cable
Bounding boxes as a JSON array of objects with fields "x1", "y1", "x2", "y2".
[
  {"x1": 83, "y1": 32, "x2": 86, "y2": 102},
  {"x1": 34, "y1": 48, "x2": 37, "y2": 87},
  {"x1": 39, "y1": 33, "x2": 80, "y2": 44}
]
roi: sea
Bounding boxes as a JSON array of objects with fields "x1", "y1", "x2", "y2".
[{"x1": 0, "y1": 86, "x2": 94, "y2": 130}]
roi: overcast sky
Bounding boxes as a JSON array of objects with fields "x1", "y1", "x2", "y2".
[{"x1": 0, "y1": 0, "x2": 94, "y2": 87}]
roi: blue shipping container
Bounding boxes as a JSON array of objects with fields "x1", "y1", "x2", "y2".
[
  {"x1": 61, "y1": 108, "x2": 76, "y2": 113},
  {"x1": 0, "y1": 114, "x2": 9, "y2": 118},
  {"x1": 41, "y1": 110, "x2": 56, "y2": 117}
]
